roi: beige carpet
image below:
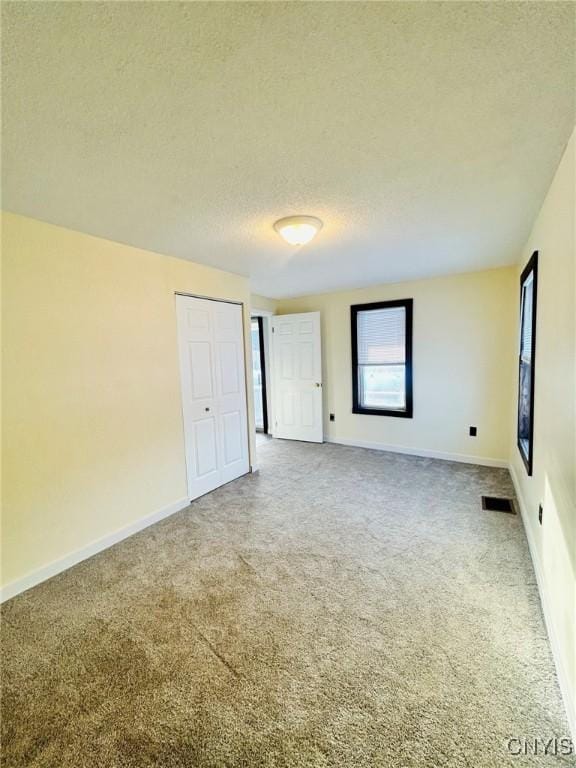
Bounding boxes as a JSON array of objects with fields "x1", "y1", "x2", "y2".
[{"x1": 1, "y1": 440, "x2": 571, "y2": 767}]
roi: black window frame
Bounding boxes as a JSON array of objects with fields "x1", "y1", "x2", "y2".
[
  {"x1": 351, "y1": 298, "x2": 413, "y2": 418},
  {"x1": 517, "y1": 251, "x2": 538, "y2": 476}
]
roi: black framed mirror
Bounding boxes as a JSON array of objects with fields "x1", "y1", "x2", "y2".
[{"x1": 517, "y1": 251, "x2": 538, "y2": 476}]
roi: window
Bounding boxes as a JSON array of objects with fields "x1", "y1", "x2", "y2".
[
  {"x1": 517, "y1": 251, "x2": 538, "y2": 475},
  {"x1": 351, "y1": 299, "x2": 413, "y2": 418}
]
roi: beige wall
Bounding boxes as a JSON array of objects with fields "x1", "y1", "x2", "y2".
[
  {"x1": 276, "y1": 267, "x2": 516, "y2": 464},
  {"x1": 509, "y1": 129, "x2": 575, "y2": 725},
  {"x1": 250, "y1": 294, "x2": 277, "y2": 314},
  {"x1": 1, "y1": 212, "x2": 255, "y2": 591}
]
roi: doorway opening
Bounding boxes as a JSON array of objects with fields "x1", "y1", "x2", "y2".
[{"x1": 251, "y1": 316, "x2": 268, "y2": 434}]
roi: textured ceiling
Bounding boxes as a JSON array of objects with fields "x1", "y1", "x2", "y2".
[{"x1": 2, "y1": 2, "x2": 575, "y2": 298}]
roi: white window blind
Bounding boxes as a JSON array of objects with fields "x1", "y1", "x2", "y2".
[
  {"x1": 357, "y1": 306, "x2": 406, "y2": 366},
  {"x1": 520, "y1": 275, "x2": 534, "y2": 362}
]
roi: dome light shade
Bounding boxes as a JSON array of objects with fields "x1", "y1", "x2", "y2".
[{"x1": 273, "y1": 215, "x2": 323, "y2": 246}]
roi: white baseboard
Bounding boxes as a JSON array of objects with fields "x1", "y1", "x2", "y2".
[
  {"x1": 326, "y1": 437, "x2": 508, "y2": 468},
  {"x1": 0, "y1": 496, "x2": 190, "y2": 604},
  {"x1": 509, "y1": 463, "x2": 576, "y2": 741}
]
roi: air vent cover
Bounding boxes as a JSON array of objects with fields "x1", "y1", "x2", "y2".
[{"x1": 481, "y1": 496, "x2": 515, "y2": 514}]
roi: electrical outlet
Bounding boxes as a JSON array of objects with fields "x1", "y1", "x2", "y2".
[
  {"x1": 469, "y1": 426, "x2": 477, "y2": 437},
  {"x1": 538, "y1": 504, "x2": 543, "y2": 525},
  {"x1": 329, "y1": 413, "x2": 335, "y2": 422}
]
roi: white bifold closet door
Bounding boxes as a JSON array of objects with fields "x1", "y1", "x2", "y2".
[{"x1": 176, "y1": 295, "x2": 250, "y2": 501}]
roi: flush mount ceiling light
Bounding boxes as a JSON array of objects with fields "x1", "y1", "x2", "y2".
[{"x1": 273, "y1": 215, "x2": 323, "y2": 246}]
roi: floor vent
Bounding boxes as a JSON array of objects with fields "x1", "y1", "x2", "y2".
[{"x1": 481, "y1": 496, "x2": 516, "y2": 514}]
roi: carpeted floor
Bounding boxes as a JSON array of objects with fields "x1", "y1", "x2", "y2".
[{"x1": 1, "y1": 440, "x2": 571, "y2": 767}]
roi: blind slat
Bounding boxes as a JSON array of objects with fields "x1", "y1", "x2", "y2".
[{"x1": 357, "y1": 306, "x2": 406, "y2": 365}]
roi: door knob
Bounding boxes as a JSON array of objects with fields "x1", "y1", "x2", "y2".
[
  {"x1": 205, "y1": 407, "x2": 210, "y2": 412},
  {"x1": 315, "y1": 382, "x2": 322, "y2": 388}
]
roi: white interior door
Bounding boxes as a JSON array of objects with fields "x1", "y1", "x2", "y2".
[
  {"x1": 176, "y1": 295, "x2": 249, "y2": 501},
  {"x1": 272, "y1": 311, "x2": 323, "y2": 442}
]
